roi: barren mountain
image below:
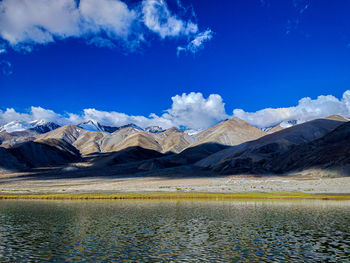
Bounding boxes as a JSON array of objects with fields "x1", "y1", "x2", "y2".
[
  {"x1": 196, "y1": 119, "x2": 345, "y2": 174},
  {"x1": 1, "y1": 139, "x2": 81, "y2": 170},
  {"x1": 266, "y1": 121, "x2": 350, "y2": 173},
  {"x1": 36, "y1": 125, "x2": 105, "y2": 155},
  {"x1": 100, "y1": 127, "x2": 162, "y2": 153},
  {"x1": 0, "y1": 130, "x2": 38, "y2": 148},
  {"x1": 194, "y1": 117, "x2": 266, "y2": 146},
  {"x1": 324, "y1": 115, "x2": 349, "y2": 122},
  {"x1": 1, "y1": 115, "x2": 349, "y2": 176},
  {"x1": 153, "y1": 127, "x2": 193, "y2": 153},
  {"x1": 36, "y1": 125, "x2": 84, "y2": 144}
]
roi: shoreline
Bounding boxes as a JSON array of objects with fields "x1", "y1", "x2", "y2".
[
  {"x1": 2, "y1": 169, "x2": 350, "y2": 200},
  {"x1": 1, "y1": 192, "x2": 350, "y2": 201}
]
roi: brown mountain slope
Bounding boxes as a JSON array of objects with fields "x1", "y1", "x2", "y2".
[
  {"x1": 266, "y1": 121, "x2": 350, "y2": 173},
  {"x1": 36, "y1": 125, "x2": 104, "y2": 155},
  {"x1": 100, "y1": 127, "x2": 162, "y2": 153},
  {"x1": 72, "y1": 131, "x2": 104, "y2": 155},
  {"x1": 196, "y1": 119, "x2": 345, "y2": 174},
  {"x1": 37, "y1": 125, "x2": 164, "y2": 154},
  {"x1": 36, "y1": 125, "x2": 84, "y2": 145},
  {"x1": 0, "y1": 130, "x2": 38, "y2": 148},
  {"x1": 153, "y1": 127, "x2": 193, "y2": 153},
  {"x1": 324, "y1": 115, "x2": 348, "y2": 122},
  {"x1": 194, "y1": 117, "x2": 266, "y2": 147},
  {"x1": 266, "y1": 124, "x2": 284, "y2": 134}
]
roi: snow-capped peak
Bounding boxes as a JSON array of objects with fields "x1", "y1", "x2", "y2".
[
  {"x1": 30, "y1": 119, "x2": 48, "y2": 126},
  {"x1": 0, "y1": 121, "x2": 32, "y2": 133},
  {"x1": 77, "y1": 120, "x2": 145, "y2": 133},
  {"x1": 0, "y1": 120, "x2": 60, "y2": 133},
  {"x1": 185, "y1": 129, "x2": 201, "y2": 136},
  {"x1": 145, "y1": 126, "x2": 164, "y2": 133},
  {"x1": 77, "y1": 120, "x2": 101, "y2": 132},
  {"x1": 260, "y1": 119, "x2": 299, "y2": 132},
  {"x1": 280, "y1": 119, "x2": 298, "y2": 128}
]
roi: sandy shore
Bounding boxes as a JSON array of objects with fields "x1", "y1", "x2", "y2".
[{"x1": 0, "y1": 168, "x2": 349, "y2": 195}]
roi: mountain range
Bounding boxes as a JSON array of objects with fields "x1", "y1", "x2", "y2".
[{"x1": 0, "y1": 115, "x2": 349, "y2": 176}]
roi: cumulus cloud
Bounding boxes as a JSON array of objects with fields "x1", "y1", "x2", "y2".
[
  {"x1": 0, "y1": 0, "x2": 211, "y2": 54},
  {"x1": 3, "y1": 91, "x2": 349, "y2": 131},
  {"x1": 233, "y1": 90, "x2": 350, "y2": 128},
  {"x1": 162, "y1": 92, "x2": 228, "y2": 130},
  {"x1": 177, "y1": 29, "x2": 213, "y2": 56},
  {"x1": 0, "y1": 92, "x2": 227, "y2": 131}
]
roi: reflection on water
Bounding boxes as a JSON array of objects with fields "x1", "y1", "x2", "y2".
[{"x1": 0, "y1": 200, "x2": 349, "y2": 262}]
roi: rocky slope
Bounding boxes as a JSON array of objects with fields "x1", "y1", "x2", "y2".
[
  {"x1": 265, "y1": 121, "x2": 350, "y2": 173},
  {"x1": 197, "y1": 118, "x2": 346, "y2": 174},
  {"x1": 194, "y1": 117, "x2": 265, "y2": 146}
]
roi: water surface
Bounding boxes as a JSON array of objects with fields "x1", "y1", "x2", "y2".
[{"x1": 0, "y1": 200, "x2": 349, "y2": 262}]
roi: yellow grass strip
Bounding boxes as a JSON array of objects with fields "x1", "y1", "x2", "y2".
[{"x1": 0, "y1": 192, "x2": 350, "y2": 200}]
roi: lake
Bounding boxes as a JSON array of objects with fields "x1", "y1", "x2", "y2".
[{"x1": 0, "y1": 200, "x2": 349, "y2": 262}]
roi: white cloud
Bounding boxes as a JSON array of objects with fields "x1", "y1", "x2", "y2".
[
  {"x1": 31, "y1": 106, "x2": 63, "y2": 123},
  {"x1": 2, "y1": 91, "x2": 350, "y2": 131},
  {"x1": 0, "y1": 0, "x2": 81, "y2": 45},
  {"x1": 79, "y1": 0, "x2": 137, "y2": 39},
  {"x1": 68, "y1": 92, "x2": 228, "y2": 130},
  {"x1": 162, "y1": 92, "x2": 228, "y2": 130},
  {"x1": 0, "y1": 92, "x2": 228, "y2": 131},
  {"x1": 142, "y1": 0, "x2": 198, "y2": 38},
  {"x1": 233, "y1": 90, "x2": 350, "y2": 128},
  {"x1": 177, "y1": 29, "x2": 213, "y2": 56},
  {"x1": 0, "y1": 0, "x2": 211, "y2": 54},
  {"x1": 0, "y1": 108, "x2": 32, "y2": 125}
]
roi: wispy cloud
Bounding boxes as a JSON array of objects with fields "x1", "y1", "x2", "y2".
[
  {"x1": 0, "y1": 60, "x2": 12, "y2": 75},
  {"x1": 285, "y1": 0, "x2": 311, "y2": 35},
  {"x1": 142, "y1": 0, "x2": 198, "y2": 38},
  {"x1": 177, "y1": 29, "x2": 213, "y2": 56},
  {"x1": 0, "y1": 0, "x2": 212, "y2": 55}
]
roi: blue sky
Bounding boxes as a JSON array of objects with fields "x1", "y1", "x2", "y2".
[{"x1": 1, "y1": 0, "x2": 350, "y2": 130}]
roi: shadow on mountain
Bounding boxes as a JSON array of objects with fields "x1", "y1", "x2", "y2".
[
  {"x1": 0, "y1": 139, "x2": 81, "y2": 172},
  {"x1": 210, "y1": 121, "x2": 350, "y2": 176},
  {"x1": 1, "y1": 119, "x2": 350, "y2": 179},
  {"x1": 1, "y1": 143, "x2": 229, "y2": 180}
]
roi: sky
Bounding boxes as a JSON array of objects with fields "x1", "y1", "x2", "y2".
[{"x1": 1, "y1": 0, "x2": 350, "y2": 130}]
